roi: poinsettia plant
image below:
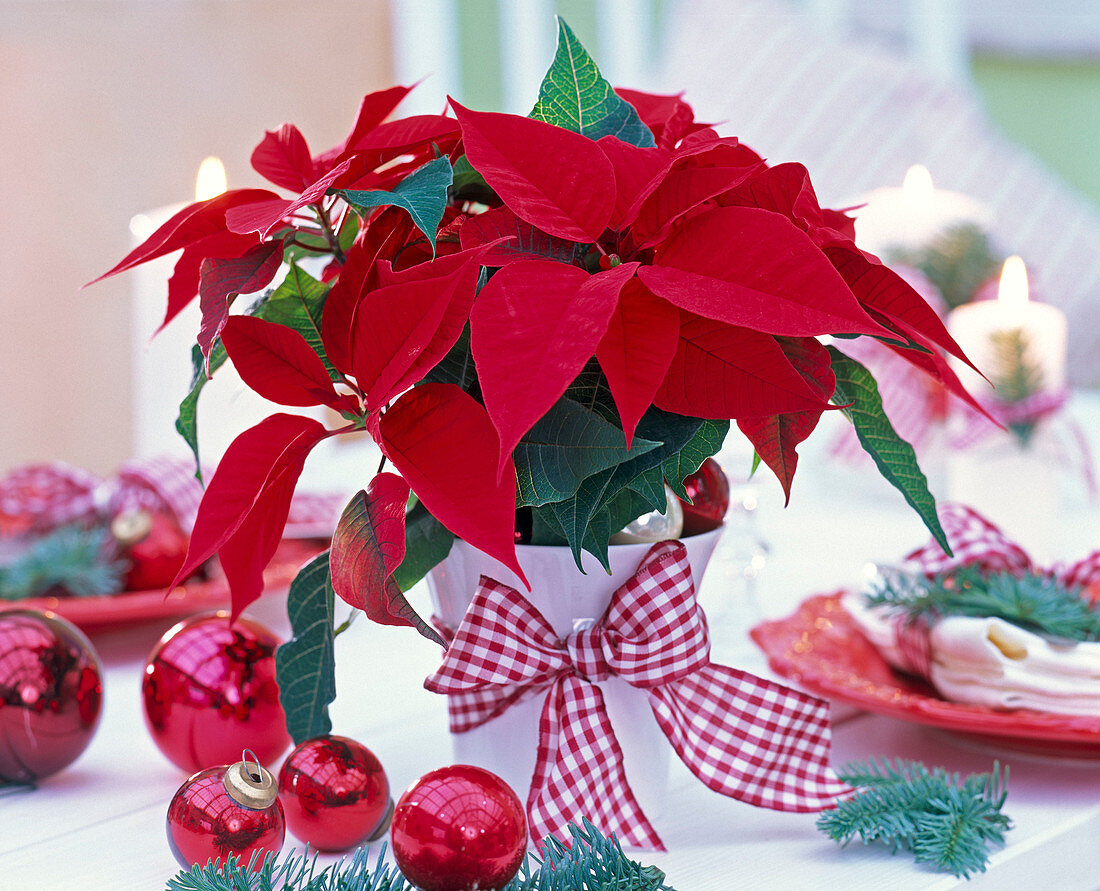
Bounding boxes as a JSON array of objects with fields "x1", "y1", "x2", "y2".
[{"x1": 93, "y1": 20, "x2": 984, "y2": 653}]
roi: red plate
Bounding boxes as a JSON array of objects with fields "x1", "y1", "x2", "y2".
[
  {"x1": 751, "y1": 592, "x2": 1100, "y2": 757},
  {"x1": 4, "y1": 539, "x2": 326, "y2": 633}
]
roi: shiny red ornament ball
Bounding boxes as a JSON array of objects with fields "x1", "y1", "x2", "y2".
[
  {"x1": 391, "y1": 765, "x2": 527, "y2": 891},
  {"x1": 166, "y1": 761, "x2": 285, "y2": 870},
  {"x1": 113, "y1": 509, "x2": 190, "y2": 591},
  {"x1": 0, "y1": 609, "x2": 102, "y2": 783},
  {"x1": 678, "y1": 457, "x2": 730, "y2": 536},
  {"x1": 278, "y1": 734, "x2": 392, "y2": 852},
  {"x1": 141, "y1": 612, "x2": 290, "y2": 773}
]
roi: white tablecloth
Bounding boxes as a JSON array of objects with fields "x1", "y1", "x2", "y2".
[{"x1": 4, "y1": 398, "x2": 1099, "y2": 889}]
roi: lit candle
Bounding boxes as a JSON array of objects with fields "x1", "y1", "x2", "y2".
[
  {"x1": 852, "y1": 164, "x2": 990, "y2": 257},
  {"x1": 946, "y1": 255, "x2": 1067, "y2": 399}
]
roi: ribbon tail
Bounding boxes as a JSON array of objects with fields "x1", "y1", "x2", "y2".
[
  {"x1": 528, "y1": 677, "x2": 664, "y2": 851},
  {"x1": 648, "y1": 665, "x2": 853, "y2": 812}
]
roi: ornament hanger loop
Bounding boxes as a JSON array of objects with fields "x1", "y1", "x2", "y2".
[{"x1": 242, "y1": 748, "x2": 261, "y2": 782}]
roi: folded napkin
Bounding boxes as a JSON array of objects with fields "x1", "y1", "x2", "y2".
[{"x1": 843, "y1": 592, "x2": 1100, "y2": 716}]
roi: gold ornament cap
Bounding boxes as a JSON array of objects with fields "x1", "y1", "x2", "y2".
[
  {"x1": 111, "y1": 509, "x2": 153, "y2": 546},
  {"x1": 223, "y1": 750, "x2": 278, "y2": 810}
]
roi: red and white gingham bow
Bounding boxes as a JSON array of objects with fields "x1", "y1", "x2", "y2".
[
  {"x1": 425, "y1": 541, "x2": 851, "y2": 850},
  {"x1": 905, "y1": 503, "x2": 1100, "y2": 591}
]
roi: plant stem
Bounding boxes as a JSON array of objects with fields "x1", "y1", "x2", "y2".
[{"x1": 314, "y1": 201, "x2": 347, "y2": 265}]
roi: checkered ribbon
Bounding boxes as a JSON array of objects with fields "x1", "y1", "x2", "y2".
[
  {"x1": 891, "y1": 503, "x2": 1100, "y2": 676},
  {"x1": 425, "y1": 541, "x2": 851, "y2": 850},
  {"x1": 0, "y1": 459, "x2": 203, "y2": 532},
  {"x1": 0, "y1": 459, "x2": 343, "y2": 536}
]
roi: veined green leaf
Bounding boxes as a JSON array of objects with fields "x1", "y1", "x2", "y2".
[
  {"x1": 828, "y1": 346, "x2": 951, "y2": 555},
  {"x1": 392, "y1": 499, "x2": 454, "y2": 592},
  {"x1": 263, "y1": 264, "x2": 341, "y2": 383},
  {"x1": 514, "y1": 397, "x2": 659, "y2": 507},
  {"x1": 563, "y1": 359, "x2": 621, "y2": 425},
  {"x1": 543, "y1": 407, "x2": 712, "y2": 570},
  {"x1": 339, "y1": 156, "x2": 453, "y2": 253},
  {"x1": 275, "y1": 551, "x2": 336, "y2": 745},
  {"x1": 530, "y1": 18, "x2": 655, "y2": 148},
  {"x1": 662, "y1": 419, "x2": 730, "y2": 499}
]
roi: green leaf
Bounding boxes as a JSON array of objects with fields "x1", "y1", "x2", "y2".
[
  {"x1": 529, "y1": 18, "x2": 656, "y2": 148},
  {"x1": 175, "y1": 340, "x2": 228, "y2": 479},
  {"x1": 662, "y1": 419, "x2": 730, "y2": 499},
  {"x1": 450, "y1": 154, "x2": 494, "y2": 204},
  {"x1": 337, "y1": 210, "x2": 361, "y2": 252},
  {"x1": 827, "y1": 346, "x2": 951, "y2": 555},
  {"x1": 626, "y1": 463, "x2": 668, "y2": 513},
  {"x1": 339, "y1": 156, "x2": 453, "y2": 253},
  {"x1": 562, "y1": 359, "x2": 621, "y2": 425},
  {"x1": 392, "y1": 499, "x2": 455, "y2": 592},
  {"x1": 423, "y1": 324, "x2": 477, "y2": 390},
  {"x1": 264, "y1": 264, "x2": 342, "y2": 383},
  {"x1": 275, "y1": 551, "x2": 336, "y2": 745},
  {"x1": 542, "y1": 408, "x2": 713, "y2": 569},
  {"x1": 530, "y1": 503, "x2": 568, "y2": 546},
  {"x1": 514, "y1": 398, "x2": 660, "y2": 507}
]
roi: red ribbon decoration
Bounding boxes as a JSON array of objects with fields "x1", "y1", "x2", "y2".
[{"x1": 425, "y1": 541, "x2": 851, "y2": 850}]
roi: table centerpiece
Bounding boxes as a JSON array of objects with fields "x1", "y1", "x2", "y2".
[{"x1": 92, "y1": 18, "x2": 981, "y2": 850}]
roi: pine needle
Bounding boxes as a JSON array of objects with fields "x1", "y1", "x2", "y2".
[
  {"x1": 164, "y1": 822, "x2": 675, "y2": 891},
  {"x1": 0, "y1": 525, "x2": 126, "y2": 600},
  {"x1": 866, "y1": 565, "x2": 1100, "y2": 642},
  {"x1": 886, "y1": 223, "x2": 1003, "y2": 310},
  {"x1": 817, "y1": 759, "x2": 1011, "y2": 878}
]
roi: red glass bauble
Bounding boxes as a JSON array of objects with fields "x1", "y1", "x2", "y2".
[
  {"x1": 0, "y1": 609, "x2": 102, "y2": 783},
  {"x1": 114, "y1": 509, "x2": 190, "y2": 591},
  {"x1": 166, "y1": 760, "x2": 285, "y2": 870},
  {"x1": 141, "y1": 612, "x2": 290, "y2": 773},
  {"x1": 278, "y1": 734, "x2": 392, "y2": 852},
  {"x1": 391, "y1": 764, "x2": 527, "y2": 891},
  {"x1": 678, "y1": 457, "x2": 730, "y2": 536}
]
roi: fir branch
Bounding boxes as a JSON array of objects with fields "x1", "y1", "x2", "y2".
[
  {"x1": 164, "y1": 822, "x2": 675, "y2": 891},
  {"x1": 886, "y1": 223, "x2": 1003, "y2": 310},
  {"x1": 988, "y1": 327, "x2": 1044, "y2": 446},
  {"x1": 818, "y1": 759, "x2": 1011, "y2": 879},
  {"x1": 0, "y1": 525, "x2": 126, "y2": 600},
  {"x1": 165, "y1": 845, "x2": 411, "y2": 891},
  {"x1": 504, "y1": 819, "x2": 674, "y2": 891},
  {"x1": 867, "y1": 566, "x2": 1100, "y2": 642}
]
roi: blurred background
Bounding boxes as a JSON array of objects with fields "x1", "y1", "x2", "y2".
[{"x1": 2, "y1": 0, "x2": 1098, "y2": 477}]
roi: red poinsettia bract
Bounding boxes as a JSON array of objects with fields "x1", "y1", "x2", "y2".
[{"x1": 93, "y1": 84, "x2": 975, "y2": 638}]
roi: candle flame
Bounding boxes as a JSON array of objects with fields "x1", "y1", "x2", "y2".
[
  {"x1": 195, "y1": 156, "x2": 227, "y2": 202},
  {"x1": 902, "y1": 164, "x2": 934, "y2": 208},
  {"x1": 997, "y1": 255, "x2": 1029, "y2": 314}
]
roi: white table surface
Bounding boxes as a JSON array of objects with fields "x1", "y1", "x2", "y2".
[{"x1": 4, "y1": 398, "x2": 1099, "y2": 890}]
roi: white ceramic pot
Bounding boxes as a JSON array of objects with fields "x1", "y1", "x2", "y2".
[{"x1": 426, "y1": 527, "x2": 723, "y2": 824}]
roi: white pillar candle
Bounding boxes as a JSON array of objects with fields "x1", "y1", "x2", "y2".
[
  {"x1": 946, "y1": 256, "x2": 1067, "y2": 397},
  {"x1": 852, "y1": 164, "x2": 990, "y2": 258},
  {"x1": 945, "y1": 257, "x2": 1068, "y2": 563}
]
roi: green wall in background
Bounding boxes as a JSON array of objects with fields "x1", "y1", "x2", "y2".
[
  {"x1": 971, "y1": 54, "x2": 1100, "y2": 210},
  {"x1": 457, "y1": 0, "x2": 502, "y2": 111}
]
